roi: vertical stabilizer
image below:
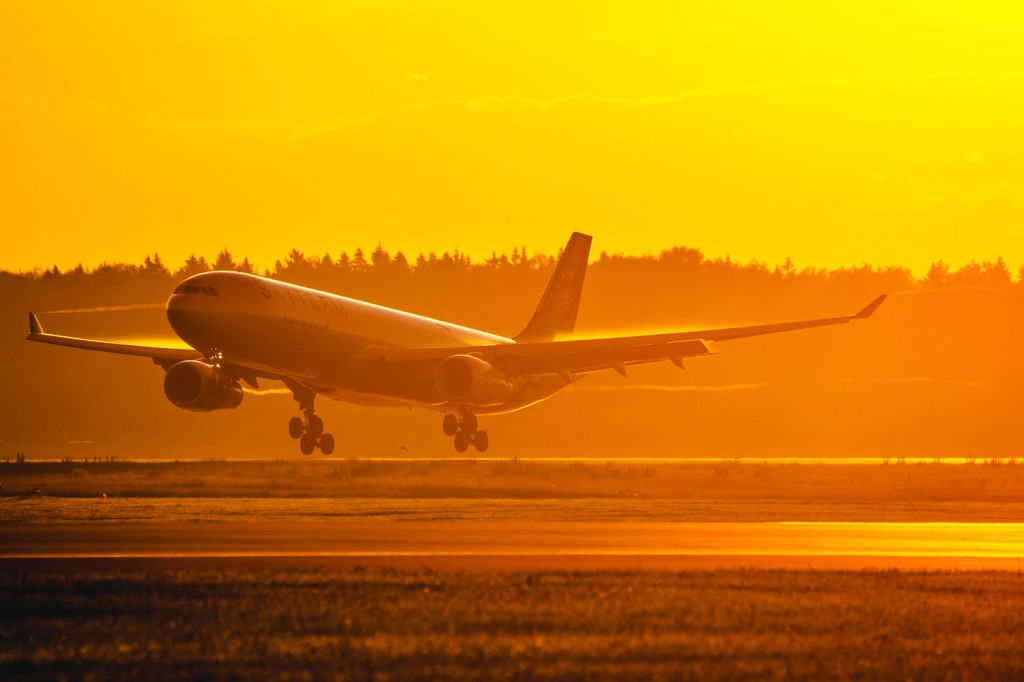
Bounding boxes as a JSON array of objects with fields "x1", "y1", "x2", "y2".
[{"x1": 515, "y1": 232, "x2": 592, "y2": 343}]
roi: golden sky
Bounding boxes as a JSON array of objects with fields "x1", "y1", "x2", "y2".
[{"x1": 3, "y1": 1, "x2": 1023, "y2": 275}]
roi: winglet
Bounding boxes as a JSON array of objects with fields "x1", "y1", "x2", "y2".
[
  {"x1": 28, "y1": 313, "x2": 43, "y2": 335},
  {"x1": 853, "y1": 295, "x2": 887, "y2": 320}
]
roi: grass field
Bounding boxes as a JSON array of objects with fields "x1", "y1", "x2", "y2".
[
  {"x1": 3, "y1": 568, "x2": 1024, "y2": 681},
  {"x1": 9, "y1": 496, "x2": 1024, "y2": 524},
  {"x1": 4, "y1": 459, "x2": 1024, "y2": 524},
  {"x1": 4, "y1": 458, "x2": 1024, "y2": 502}
]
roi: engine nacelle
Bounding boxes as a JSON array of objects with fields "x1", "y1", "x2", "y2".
[
  {"x1": 435, "y1": 354, "x2": 517, "y2": 407},
  {"x1": 163, "y1": 360, "x2": 243, "y2": 412}
]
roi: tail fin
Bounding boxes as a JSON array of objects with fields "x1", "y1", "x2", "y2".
[{"x1": 515, "y1": 232, "x2": 592, "y2": 342}]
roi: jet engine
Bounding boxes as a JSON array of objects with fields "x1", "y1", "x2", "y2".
[
  {"x1": 435, "y1": 354, "x2": 517, "y2": 406},
  {"x1": 163, "y1": 360, "x2": 243, "y2": 411}
]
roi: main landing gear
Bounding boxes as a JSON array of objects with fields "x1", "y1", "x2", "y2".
[
  {"x1": 285, "y1": 381, "x2": 334, "y2": 455},
  {"x1": 288, "y1": 413, "x2": 335, "y2": 455},
  {"x1": 443, "y1": 409, "x2": 488, "y2": 453}
]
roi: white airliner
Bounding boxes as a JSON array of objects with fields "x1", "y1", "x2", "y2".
[{"x1": 26, "y1": 233, "x2": 886, "y2": 454}]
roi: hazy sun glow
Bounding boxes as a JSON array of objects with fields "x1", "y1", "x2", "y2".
[{"x1": 3, "y1": 1, "x2": 1024, "y2": 274}]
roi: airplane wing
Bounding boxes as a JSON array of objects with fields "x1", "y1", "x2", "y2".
[
  {"x1": 374, "y1": 295, "x2": 887, "y2": 379},
  {"x1": 25, "y1": 313, "x2": 201, "y2": 369}
]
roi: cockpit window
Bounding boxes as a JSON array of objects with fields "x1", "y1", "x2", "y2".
[{"x1": 174, "y1": 283, "x2": 219, "y2": 296}]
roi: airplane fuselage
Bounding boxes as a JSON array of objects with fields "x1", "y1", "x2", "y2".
[{"x1": 165, "y1": 271, "x2": 566, "y2": 412}]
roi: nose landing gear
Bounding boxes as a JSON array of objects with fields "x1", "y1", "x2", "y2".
[{"x1": 444, "y1": 409, "x2": 488, "y2": 453}]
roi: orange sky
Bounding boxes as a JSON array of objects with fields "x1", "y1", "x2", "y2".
[{"x1": 3, "y1": 2, "x2": 1023, "y2": 275}]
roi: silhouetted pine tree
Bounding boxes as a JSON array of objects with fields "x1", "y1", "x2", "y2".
[
  {"x1": 351, "y1": 248, "x2": 368, "y2": 274},
  {"x1": 336, "y1": 253, "x2": 352, "y2": 274},
  {"x1": 982, "y1": 257, "x2": 1012, "y2": 287},
  {"x1": 213, "y1": 249, "x2": 236, "y2": 272},
  {"x1": 923, "y1": 261, "x2": 950, "y2": 288},
  {"x1": 393, "y1": 251, "x2": 410, "y2": 274},
  {"x1": 177, "y1": 255, "x2": 210, "y2": 278},
  {"x1": 371, "y1": 244, "x2": 391, "y2": 270}
]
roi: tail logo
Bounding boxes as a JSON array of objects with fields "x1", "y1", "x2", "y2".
[{"x1": 557, "y1": 267, "x2": 578, "y2": 326}]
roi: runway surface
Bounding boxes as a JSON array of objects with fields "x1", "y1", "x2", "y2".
[{"x1": 3, "y1": 520, "x2": 1023, "y2": 571}]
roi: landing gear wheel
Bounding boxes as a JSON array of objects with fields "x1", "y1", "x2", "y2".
[
  {"x1": 319, "y1": 433, "x2": 335, "y2": 455},
  {"x1": 442, "y1": 414, "x2": 459, "y2": 437},
  {"x1": 288, "y1": 417, "x2": 304, "y2": 439},
  {"x1": 473, "y1": 430, "x2": 489, "y2": 453},
  {"x1": 306, "y1": 415, "x2": 324, "y2": 440},
  {"x1": 299, "y1": 433, "x2": 317, "y2": 455},
  {"x1": 454, "y1": 431, "x2": 470, "y2": 453},
  {"x1": 461, "y1": 412, "x2": 478, "y2": 435}
]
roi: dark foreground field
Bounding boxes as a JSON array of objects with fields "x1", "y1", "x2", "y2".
[
  {"x1": 4, "y1": 460, "x2": 1024, "y2": 680},
  {"x1": 3, "y1": 567, "x2": 1024, "y2": 681}
]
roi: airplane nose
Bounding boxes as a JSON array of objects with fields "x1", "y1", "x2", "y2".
[{"x1": 166, "y1": 294, "x2": 202, "y2": 339}]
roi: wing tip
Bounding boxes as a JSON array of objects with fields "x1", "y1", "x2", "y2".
[
  {"x1": 28, "y1": 312, "x2": 42, "y2": 335},
  {"x1": 853, "y1": 294, "x2": 887, "y2": 320}
]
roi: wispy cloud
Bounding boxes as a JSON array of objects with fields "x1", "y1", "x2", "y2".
[
  {"x1": 887, "y1": 286, "x2": 1014, "y2": 297},
  {"x1": 304, "y1": 69, "x2": 1024, "y2": 136},
  {"x1": 7, "y1": 69, "x2": 1024, "y2": 140},
  {"x1": 837, "y1": 377, "x2": 991, "y2": 388},
  {"x1": 568, "y1": 377, "x2": 1001, "y2": 393},
  {"x1": 568, "y1": 383, "x2": 768, "y2": 393}
]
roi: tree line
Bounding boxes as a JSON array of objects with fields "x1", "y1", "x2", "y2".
[{"x1": 3, "y1": 245, "x2": 1019, "y2": 297}]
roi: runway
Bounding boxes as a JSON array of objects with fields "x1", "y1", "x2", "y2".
[{"x1": 3, "y1": 520, "x2": 1023, "y2": 571}]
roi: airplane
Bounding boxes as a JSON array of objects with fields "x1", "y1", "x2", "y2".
[{"x1": 26, "y1": 233, "x2": 886, "y2": 455}]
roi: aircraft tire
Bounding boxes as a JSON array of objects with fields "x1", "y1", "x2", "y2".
[
  {"x1": 461, "y1": 412, "x2": 478, "y2": 435},
  {"x1": 299, "y1": 433, "x2": 317, "y2": 455},
  {"x1": 288, "y1": 417, "x2": 304, "y2": 439},
  {"x1": 319, "y1": 433, "x2": 335, "y2": 455},
  {"x1": 443, "y1": 414, "x2": 459, "y2": 436},
  {"x1": 454, "y1": 431, "x2": 470, "y2": 453},
  {"x1": 473, "y1": 430, "x2": 489, "y2": 453},
  {"x1": 306, "y1": 415, "x2": 324, "y2": 439}
]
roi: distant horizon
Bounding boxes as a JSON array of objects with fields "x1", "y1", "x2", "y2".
[{"x1": 4, "y1": 241, "x2": 1021, "y2": 282}]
